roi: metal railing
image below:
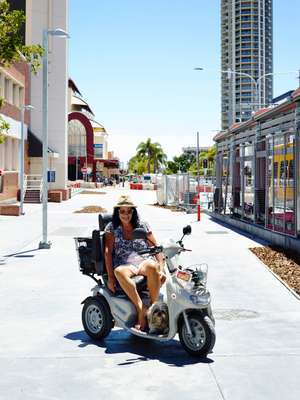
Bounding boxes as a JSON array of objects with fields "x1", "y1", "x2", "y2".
[{"x1": 24, "y1": 174, "x2": 43, "y2": 202}]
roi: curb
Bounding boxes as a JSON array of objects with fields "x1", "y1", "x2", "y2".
[{"x1": 249, "y1": 248, "x2": 300, "y2": 301}]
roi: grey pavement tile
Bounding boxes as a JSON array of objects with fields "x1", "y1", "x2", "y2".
[
  {"x1": 0, "y1": 355, "x2": 222, "y2": 400},
  {"x1": 210, "y1": 355, "x2": 300, "y2": 400}
]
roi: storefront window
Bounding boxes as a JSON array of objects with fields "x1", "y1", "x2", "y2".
[
  {"x1": 273, "y1": 135, "x2": 285, "y2": 233},
  {"x1": 221, "y1": 151, "x2": 231, "y2": 214},
  {"x1": 255, "y1": 139, "x2": 266, "y2": 225},
  {"x1": 266, "y1": 133, "x2": 296, "y2": 236},
  {"x1": 233, "y1": 145, "x2": 242, "y2": 217},
  {"x1": 243, "y1": 142, "x2": 254, "y2": 221},
  {"x1": 94, "y1": 144, "x2": 103, "y2": 159},
  {"x1": 285, "y1": 134, "x2": 295, "y2": 235},
  {"x1": 266, "y1": 136, "x2": 274, "y2": 229},
  {"x1": 68, "y1": 119, "x2": 87, "y2": 157}
]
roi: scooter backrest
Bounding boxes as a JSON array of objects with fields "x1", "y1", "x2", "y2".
[
  {"x1": 98, "y1": 213, "x2": 113, "y2": 232},
  {"x1": 91, "y1": 229, "x2": 106, "y2": 275}
]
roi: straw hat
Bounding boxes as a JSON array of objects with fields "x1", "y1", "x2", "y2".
[{"x1": 114, "y1": 195, "x2": 137, "y2": 208}]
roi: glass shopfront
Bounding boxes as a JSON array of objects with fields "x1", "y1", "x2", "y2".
[
  {"x1": 215, "y1": 92, "x2": 299, "y2": 242},
  {"x1": 255, "y1": 138, "x2": 266, "y2": 225},
  {"x1": 68, "y1": 119, "x2": 87, "y2": 157},
  {"x1": 221, "y1": 151, "x2": 232, "y2": 214},
  {"x1": 266, "y1": 133, "x2": 296, "y2": 235},
  {"x1": 216, "y1": 131, "x2": 296, "y2": 237},
  {"x1": 243, "y1": 142, "x2": 254, "y2": 221},
  {"x1": 233, "y1": 145, "x2": 242, "y2": 217}
]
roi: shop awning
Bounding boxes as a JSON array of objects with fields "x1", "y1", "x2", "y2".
[
  {"x1": 90, "y1": 119, "x2": 106, "y2": 133},
  {"x1": 28, "y1": 130, "x2": 59, "y2": 158}
]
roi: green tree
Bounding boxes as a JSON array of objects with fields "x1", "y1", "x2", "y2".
[
  {"x1": 188, "y1": 145, "x2": 216, "y2": 176},
  {"x1": 153, "y1": 145, "x2": 167, "y2": 173},
  {"x1": 128, "y1": 155, "x2": 150, "y2": 175},
  {"x1": 165, "y1": 150, "x2": 196, "y2": 174},
  {"x1": 136, "y1": 138, "x2": 167, "y2": 173},
  {"x1": 0, "y1": 0, "x2": 44, "y2": 143}
]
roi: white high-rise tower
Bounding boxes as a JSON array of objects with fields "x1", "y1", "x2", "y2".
[{"x1": 221, "y1": 0, "x2": 273, "y2": 129}]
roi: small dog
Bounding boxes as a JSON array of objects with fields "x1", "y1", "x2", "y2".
[{"x1": 147, "y1": 302, "x2": 169, "y2": 335}]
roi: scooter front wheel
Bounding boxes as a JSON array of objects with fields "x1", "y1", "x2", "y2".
[
  {"x1": 179, "y1": 312, "x2": 215, "y2": 357},
  {"x1": 82, "y1": 296, "x2": 113, "y2": 340}
]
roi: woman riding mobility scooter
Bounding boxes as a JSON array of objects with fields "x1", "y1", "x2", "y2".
[{"x1": 75, "y1": 213, "x2": 215, "y2": 357}]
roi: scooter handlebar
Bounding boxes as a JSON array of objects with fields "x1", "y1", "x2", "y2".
[{"x1": 137, "y1": 246, "x2": 163, "y2": 255}]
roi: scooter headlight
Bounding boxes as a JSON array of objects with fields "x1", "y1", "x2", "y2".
[
  {"x1": 188, "y1": 263, "x2": 208, "y2": 287},
  {"x1": 190, "y1": 290, "x2": 210, "y2": 305}
]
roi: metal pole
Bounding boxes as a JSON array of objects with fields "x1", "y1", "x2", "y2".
[
  {"x1": 255, "y1": 80, "x2": 259, "y2": 112},
  {"x1": 197, "y1": 131, "x2": 201, "y2": 221},
  {"x1": 196, "y1": 131, "x2": 200, "y2": 193},
  {"x1": 39, "y1": 30, "x2": 51, "y2": 249},
  {"x1": 85, "y1": 139, "x2": 88, "y2": 182},
  {"x1": 75, "y1": 133, "x2": 78, "y2": 181},
  {"x1": 20, "y1": 107, "x2": 25, "y2": 215}
]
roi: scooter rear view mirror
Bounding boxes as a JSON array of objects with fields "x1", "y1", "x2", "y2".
[
  {"x1": 133, "y1": 228, "x2": 148, "y2": 240},
  {"x1": 183, "y1": 225, "x2": 192, "y2": 236}
]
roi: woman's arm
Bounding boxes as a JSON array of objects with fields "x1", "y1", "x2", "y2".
[
  {"x1": 147, "y1": 232, "x2": 165, "y2": 272},
  {"x1": 104, "y1": 232, "x2": 117, "y2": 292}
]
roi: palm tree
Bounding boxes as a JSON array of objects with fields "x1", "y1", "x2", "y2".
[
  {"x1": 153, "y1": 146, "x2": 167, "y2": 173},
  {"x1": 136, "y1": 138, "x2": 166, "y2": 173}
]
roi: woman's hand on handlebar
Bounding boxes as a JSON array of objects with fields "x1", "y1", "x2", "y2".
[{"x1": 107, "y1": 276, "x2": 117, "y2": 293}]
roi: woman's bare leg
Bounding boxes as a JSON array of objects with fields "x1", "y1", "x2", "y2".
[
  {"x1": 139, "y1": 260, "x2": 161, "y2": 304},
  {"x1": 114, "y1": 266, "x2": 147, "y2": 330}
]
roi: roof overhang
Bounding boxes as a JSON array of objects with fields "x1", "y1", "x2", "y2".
[
  {"x1": 28, "y1": 130, "x2": 59, "y2": 158},
  {"x1": 71, "y1": 95, "x2": 94, "y2": 115}
]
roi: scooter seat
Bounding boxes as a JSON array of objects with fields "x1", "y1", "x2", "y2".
[
  {"x1": 132, "y1": 275, "x2": 147, "y2": 288},
  {"x1": 104, "y1": 274, "x2": 148, "y2": 296}
]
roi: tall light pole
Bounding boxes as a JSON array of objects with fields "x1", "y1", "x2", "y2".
[
  {"x1": 194, "y1": 67, "x2": 298, "y2": 119},
  {"x1": 39, "y1": 28, "x2": 70, "y2": 250},
  {"x1": 20, "y1": 104, "x2": 34, "y2": 215}
]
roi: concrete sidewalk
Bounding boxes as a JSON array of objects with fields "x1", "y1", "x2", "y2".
[{"x1": 0, "y1": 188, "x2": 299, "y2": 400}]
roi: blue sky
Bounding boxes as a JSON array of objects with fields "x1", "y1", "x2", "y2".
[{"x1": 69, "y1": 0, "x2": 300, "y2": 164}]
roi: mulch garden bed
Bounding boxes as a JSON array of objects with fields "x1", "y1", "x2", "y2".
[
  {"x1": 151, "y1": 203, "x2": 184, "y2": 212},
  {"x1": 74, "y1": 205, "x2": 107, "y2": 213},
  {"x1": 80, "y1": 191, "x2": 106, "y2": 195},
  {"x1": 250, "y1": 246, "x2": 300, "y2": 296}
]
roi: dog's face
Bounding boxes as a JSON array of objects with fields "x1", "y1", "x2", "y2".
[
  {"x1": 147, "y1": 303, "x2": 169, "y2": 334},
  {"x1": 151, "y1": 310, "x2": 167, "y2": 328}
]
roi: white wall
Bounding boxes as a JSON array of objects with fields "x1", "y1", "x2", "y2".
[{"x1": 26, "y1": 0, "x2": 69, "y2": 189}]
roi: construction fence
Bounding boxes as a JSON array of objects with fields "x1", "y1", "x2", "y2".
[{"x1": 156, "y1": 173, "x2": 215, "y2": 212}]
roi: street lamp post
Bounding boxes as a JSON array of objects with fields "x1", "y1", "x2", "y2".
[
  {"x1": 20, "y1": 104, "x2": 34, "y2": 215},
  {"x1": 195, "y1": 67, "x2": 265, "y2": 113},
  {"x1": 39, "y1": 28, "x2": 70, "y2": 250},
  {"x1": 194, "y1": 67, "x2": 298, "y2": 121}
]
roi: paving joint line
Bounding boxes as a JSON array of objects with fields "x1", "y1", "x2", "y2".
[{"x1": 208, "y1": 363, "x2": 226, "y2": 400}]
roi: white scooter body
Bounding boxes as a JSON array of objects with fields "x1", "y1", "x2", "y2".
[{"x1": 91, "y1": 238, "x2": 214, "y2": 342}]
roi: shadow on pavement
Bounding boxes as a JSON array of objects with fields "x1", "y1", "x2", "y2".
[
  {"x1": 208, "y1": 215, "x2": 269, "y2": 245},
  {"x1": 65, "y1": 329, "x2": 214, "y2": 367},
  {"x1": 4, "y1": 248, "x2": 40, "y2": 258}
]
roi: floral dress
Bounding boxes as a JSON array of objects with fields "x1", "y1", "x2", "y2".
[{"x1": 104, "y1": 221, "x2": 151, "y2": 269}]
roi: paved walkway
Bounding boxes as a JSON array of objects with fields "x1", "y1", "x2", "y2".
[{"x1": 0, "y1": 187, "x2": 299, "y2": 399}]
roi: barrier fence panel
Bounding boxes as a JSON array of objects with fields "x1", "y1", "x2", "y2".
[{"x1": 156, "y1": 174, "x2": 215, "y2": 211}]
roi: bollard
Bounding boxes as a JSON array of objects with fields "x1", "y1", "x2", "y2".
[{"x1": 197, "y1": 197, "x2": 201, "y2": 221}]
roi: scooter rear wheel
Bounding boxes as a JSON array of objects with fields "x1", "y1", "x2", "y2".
[
  {"x1": 179, "y1": 312, "x2": 215, "y2": 357},
  {"x1": 82, "y1": 296, "x2": 113, "y2": 340}
]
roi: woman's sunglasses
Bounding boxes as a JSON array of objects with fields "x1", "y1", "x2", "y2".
[{"x1": 119, "y1": 208, "x2": 133, "y2": 215}]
